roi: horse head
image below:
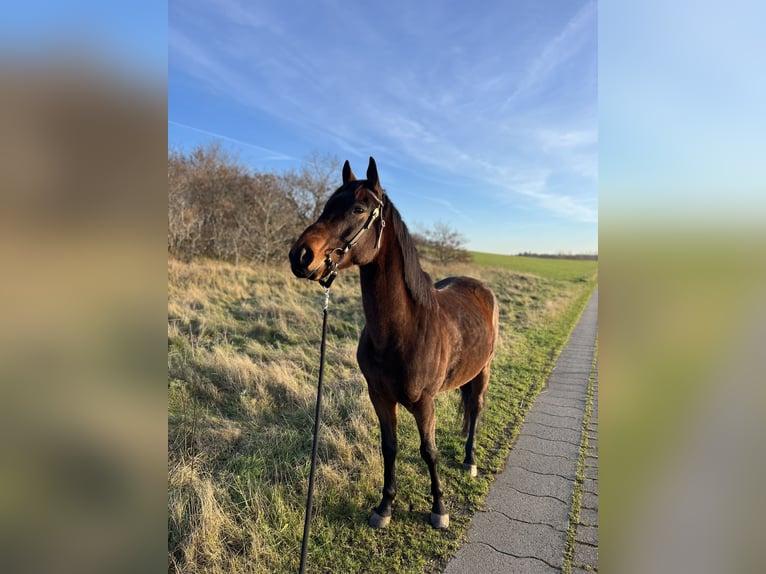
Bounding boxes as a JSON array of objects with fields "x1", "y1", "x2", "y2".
[{"x1": 289, "y1": 157, "x2": 385, "y2": 286}]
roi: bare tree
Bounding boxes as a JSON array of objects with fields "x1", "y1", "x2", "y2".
[
  {"x1": 168, "y1": 144, "x2": 339, "y2": 264},
  {"x1": 283, "y1": 151, "x2": 340, "y2": 223},
  {"x1": 247, "y1": 172, "x2": 303, "y2": 263},
  {"x1": 168, "y1": 150, "x2": 198, "y2": 260},
  {"x1": 418, "y1": 221, "x2": 471, "y2": 264}
]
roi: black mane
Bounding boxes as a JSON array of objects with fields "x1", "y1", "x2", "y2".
[{"x1": 384, "y1": 195, "x2": 436, "y2": 309}]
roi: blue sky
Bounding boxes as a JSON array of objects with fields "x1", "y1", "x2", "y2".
[
  {"x1": 169, "y1": 0, "x2": 598, "y2": 255},
  {"x1": 599, "y1": 0, "x2": 766, "y2": 227}
]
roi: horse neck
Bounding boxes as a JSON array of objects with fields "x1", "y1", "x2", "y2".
[{"x1": 358, "y1": 219, "x2": 423, "y2": 348}]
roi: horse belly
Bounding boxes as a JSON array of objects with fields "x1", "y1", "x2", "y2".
[{"x1": 357, "y1": 333, "x2": 448, "y2": 406}]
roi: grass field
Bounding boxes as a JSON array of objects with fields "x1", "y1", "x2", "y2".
[
  {"x1": 471, "y1": 252, "x2": 598, "y2": 282},
  {"x1": 168, "y1": 253, "x2": 597, "y2": 573}
]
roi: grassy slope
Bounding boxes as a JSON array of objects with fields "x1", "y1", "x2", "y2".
[{"x1": 168, "y1": 254, "x2": 597, "y2": 573}]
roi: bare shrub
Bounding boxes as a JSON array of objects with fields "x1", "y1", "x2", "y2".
[
  {"x1": 168, "y1": 144, "x2": 339, "y2": 264},
  {"x1": 282, "y1": 150, "x2": 340, "y2": 222},
  {"x1": 415, "y1": 221, "x2": 471, "y2": 264}
]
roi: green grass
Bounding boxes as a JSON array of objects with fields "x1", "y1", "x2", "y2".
[
  {"x1": 168, "y1": 257, "x2": 596, "y2": 573},
  {"x1": 471, "y1": 251, "x2": 598, "y2": 282}
]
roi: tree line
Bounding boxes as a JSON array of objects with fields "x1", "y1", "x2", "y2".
[
  {"x1": 517, "y1": 252, "x2": 598, "y2": 261},
  {"x1": 168, "y1": 144, "x2": 337, "y2": 264},
  {"x1": 168, "y1": 143, "x2": 469, "y2": 265}
]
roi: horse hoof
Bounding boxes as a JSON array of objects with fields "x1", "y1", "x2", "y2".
[
  {"x1": 369, "y1": 511, "x2": 391, "y2": 529},
  {"x1": 463, "y1": 463, "x2": 478, "y2": 477},
  {"x1": 430, "y1": 512, "x2": 449, "y2": 529}
]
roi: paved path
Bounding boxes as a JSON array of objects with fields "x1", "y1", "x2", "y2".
[{"x1": 444, "y1": 288, "x2": 598, "y2": 574}]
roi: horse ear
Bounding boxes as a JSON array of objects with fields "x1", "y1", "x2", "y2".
[
  {"x1": 342, "y1": 160, "x2": 356, "y2": 184},
  {"x1": 366, "y1": 156, "x2": 382, "y2": 193}
]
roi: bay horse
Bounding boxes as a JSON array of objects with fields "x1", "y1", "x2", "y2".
[{"x1": 289, "y1": 157, "x2": 498, "y2": 529}]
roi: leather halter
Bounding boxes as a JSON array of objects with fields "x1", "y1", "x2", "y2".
[{"x1": 318, "y1": 189, "x2": 385, "y2": 288}]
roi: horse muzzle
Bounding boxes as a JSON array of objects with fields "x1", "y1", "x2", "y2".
[
  {"x1": 289, "y1": 243, "x2": 336, "y2": 283},
  {"x1": 289, "y1": 243, "x2": 314, "y2": 277}
]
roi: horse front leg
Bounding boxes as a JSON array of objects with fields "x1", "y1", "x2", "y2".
[
  {"x1": 369, "y1": 394, "x2": 398, "y2": 528},
  {"x1": 413, "y1": 396, "x2": 448, "y2": 529}
]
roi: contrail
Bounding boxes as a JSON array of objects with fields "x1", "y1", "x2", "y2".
[{"x1": 168, "y1": 120, "x2": 294, "y2": 160}]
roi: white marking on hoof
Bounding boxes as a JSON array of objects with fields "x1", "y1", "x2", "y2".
[
  {"x1": 463, "y1": 463, "x2": 478, "y2": 477},
  {"x1": 369, "y1": 511, "x2": 391, "y2": 529},
  {"x1": 430, "y1": 512, "x2": 449, "y2": 529}
]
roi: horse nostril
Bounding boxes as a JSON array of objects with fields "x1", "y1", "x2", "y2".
[{"x1": 299, "y1": 245, "x2": 314, "y2": 268}]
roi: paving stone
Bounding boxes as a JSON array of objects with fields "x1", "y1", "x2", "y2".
[
  {"x1": 537, "y1": 394, "x2": 587, "y2": 408},
  {"x1": 575, "y1": 524, "x2": 598, "y2": 546},
  {"x1": 545, "y1": 390, "x2": 587, "y2": 401},
  {"x1": 445, "y1": 542, "x2": 559, "y2": 574},
  {"x1": 515, "y1": 434, "x2": 580, "y2": 459},
  {"x1": 581, "y1": 491, "x2": 598, "y2": 511},
  {"x1": 485, "y1": 486, "x2": 570, "y2": 530},
  {"x1": 496, "y1": 465, "x2": 575, "y2": 502},
  {"x1": 573, "y1": 541, "x2": 598, "y2": 567},
  {"x1": 511, "y1": 449, "x2": 578, "y2": 480},
  {"x1": 546, "y1": 384, "x2": 587, "y2": 394},
  {"x1": 579, "y1": 507, "x2": 598, "y2": 527},
  {"x1": 524, "y1": 411, "x2": 582, "y2": 431},
  {"x1": 554, "y1": 373, "x2": 590, "y2": 384},
  {"x1": 521, "y1": 420, "x2": 583, "y2": 444},
  {"x1": 529, "y1": 408, "x2": 585, "y2": 425},
  {"x1": 547, "y1": 374, "x2": 589, "y2": 386},
  {"x1": 444, "y1": 544, "x2": 509, "y2": 574},
  {"x1": 467, "y1": 511, "x2": 564, "y2": 568}
]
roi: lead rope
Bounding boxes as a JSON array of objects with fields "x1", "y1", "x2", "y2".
[{"x1": 298, "y1": 286, "x2": 331, "y2": 574}]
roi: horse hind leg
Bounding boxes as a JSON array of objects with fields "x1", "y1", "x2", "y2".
[{"x1": 460, "y1": 365, "x2": 490, "y2": 477}]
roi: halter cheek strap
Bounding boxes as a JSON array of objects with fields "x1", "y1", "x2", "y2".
[{"x1": 319, "y1": 190, "x2": 385, "y2": 288}]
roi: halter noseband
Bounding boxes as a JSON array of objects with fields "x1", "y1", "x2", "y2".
[{"x1": 318, "y1": 189, "x2": 385, "y2": 288}]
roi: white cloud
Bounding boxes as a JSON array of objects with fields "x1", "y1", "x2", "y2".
[
  {"x1": 534, "y1": 128, "x2": 598, "y2": 151},
  {"x1": 503, "y1": 0, "x2": 597, "y2": 109},
  {"x1": 492, "y1": 169, "x2": 598, "y2": 224}
]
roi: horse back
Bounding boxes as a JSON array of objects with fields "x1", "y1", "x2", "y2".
[
  {"x1": 435, "y1": 276, "x2": 497, "y2": 331},
  {"x1": 434, "y1": 276, "x2": 499, "y2": 384}
]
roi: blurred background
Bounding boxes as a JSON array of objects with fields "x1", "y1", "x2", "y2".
[
  {"x1": 1, "y1": 1, "x2": 764, "y2": 573},
  {"x1": 0, "y1": 2, "x2": 166, "y2": 573},
  {"x1": 600, "y1": 1, "x2": 766, "y2": 572}
]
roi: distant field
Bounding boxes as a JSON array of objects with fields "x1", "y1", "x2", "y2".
[{"x1": 471, "y1": 251, "x2": 598, "y2": 281}]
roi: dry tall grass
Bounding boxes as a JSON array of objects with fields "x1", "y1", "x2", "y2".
[{"x1": 168, "y1": 257, "x2": 594, "y2": 573}]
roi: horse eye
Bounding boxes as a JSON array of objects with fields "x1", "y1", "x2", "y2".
[{"x1": 352, "y1": 206, "x2": 366, "y2": 215}]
